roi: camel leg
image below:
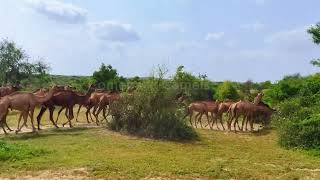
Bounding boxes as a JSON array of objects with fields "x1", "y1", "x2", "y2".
[
  {"x1": 56, "y1": 107, "x2": 66, "y2": 124},
  {"x1": 75, "y1": 105, "x2": 82, "y2": 122},
  {"x1": 85, "y1": 107, "x2": 91, "y2": 123},
  {"x1": 102, "y1": 107, "x2": 108, "y2": 121},
  {"x1": 0, "y1": 121, "x2": 7, "y2": 135},
  {"x1": 233, "y1": 115, "x2": 239, "y2": 133},
  {"x1": 62, "y1": 107, "x2": 73, "y2": 128},
  {"x1": 218, "y1": 114, "x2": 225, "y2": 130},
  {"x1": 29, "y1": 109, "x2": 36, "y2": 132},
  {"x1": 205, "y1": 112, "x2": 212, "y2": 129},
  {"x1": 37, "y1": 107, "x2": 46, "y2": 130},
  {"x1": 16, "y1": 112, "x2": 24, "y2": 131},
  {"x1": 245, "y1": 117, "x2": 250, "y2": 131},
  {"x1": 198, "y1": 113, "x2": 204, "y2": 129},
  {"x1": 16, "y1": 112, "x2": 27, "y2": 134},
  {"x1": 250, "y1": 117, "x2": 254, "y2": 132},
  {"x1": 194, "y1": 112, "x2": 201, "y2": 128}
]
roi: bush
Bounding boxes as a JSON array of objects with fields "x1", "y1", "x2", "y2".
[
  {"x1": 278, "y1": 114, "x2": 320, "y2": 149},
  {"x1": 215, "y1": 81, "x2": 239, "y2": 101},
  {"x1": 107, "y1": 67, "x2": 198, "y2": 140}
]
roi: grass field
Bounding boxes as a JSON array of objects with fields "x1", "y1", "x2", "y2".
[{"x1": 0, "y1": 108, "x2": 320, "y2": 179}]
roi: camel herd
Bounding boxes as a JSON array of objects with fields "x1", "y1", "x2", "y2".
[
  {"x1": 0, "y1": 85, "x2": 120, "y2": 134},
  {"x1": 185, "y1": 93, "x2": 276, "y2": 132},
  {"x1": 0, "y1": 85, "x2": 275, "y2": 135}
]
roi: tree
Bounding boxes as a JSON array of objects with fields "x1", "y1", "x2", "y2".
[
  {"x1": 92, "y1": 63, "x2": 124, "y2": 91},
  {"x1": 0, "y1": 39, "x2": 50, "y2": 85},
  {"x1": 216, "y1": 81, "x2": 239, "y2": 100},
  {"x1": 308, "y1": 23, "x2": 320, "y2": 66}
]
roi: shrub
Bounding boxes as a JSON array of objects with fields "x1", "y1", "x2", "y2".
[
  {"x1": 215, "y1": 81, "x2": 239, "y2": 101},
  {"x1": 278, "y1": 114, "x2": 320, "y2": 149},
  {"x1": 107, "y1": 67, "x2": 198, "y2": 140}
]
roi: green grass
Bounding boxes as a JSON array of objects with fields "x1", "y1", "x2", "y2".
[{"x1": 0, "y1": 108, "x2": 320, "y2": 179}]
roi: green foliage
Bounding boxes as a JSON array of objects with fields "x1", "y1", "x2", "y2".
[
  {"x1": 308, "y1": 23, "x2": 320, "y2": 45},
  {"x1": 92, "y1": 63, "x2": 125, "y2": 91},
  {"x1": 0, "y1": 141, "x2": 48, "y2": 161},
  {"x1": 108, "y1": 66, "x2": 198, "y2": 140},
  {"x1": 215, "y1": 81, "x2": 239, "y2": 100},
  {"x1": 278, "y1": 114, "x2": 320, "y2": 149},
  {"x1": 265, "y1": 74, "x2": 304, "y2": 104},
  {"x1": 173, "y1": 65, "x2": 216, "y2": 101},
  {"x1": 0, "y1": 39, "x2": 50, "y2": 85}
]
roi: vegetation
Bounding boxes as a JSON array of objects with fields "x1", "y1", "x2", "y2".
[
  {"x1": 215, "y1": 81, "x2": 240, "y2": 101},
  {"x1": 109, "y1": 66, "x2": 197, "y2": 140},
  {"x1": 1, "y1": 112, "x2": 320, "y2": 179},
  {"x1": 0, "y1": 39, "x2": 50, "y2": 86}
]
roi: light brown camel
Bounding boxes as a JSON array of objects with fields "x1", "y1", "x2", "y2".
[
  {"x1": 1, "y1": 86, "x2": 58, "y2": 133},
  {"x1": 201, "y1": 101, "x2": 220, "y2": 129},
  {"x1": 242, "y1": 101, "x2": 275, "y2": 131},
  {"x1": 185, "y1": 102, "x2": 209, "y2": 128},
  {"x1": 227, "y1": 93, "x2": 265, "y2": 132},
  {"x1": 94, "y1": 92, "x2": 121, "y2": 122},
  {"x1": 215, "y1": 101, "x2": 234, "y2": 130},
  {"x1": 84, "y1": 91, "x2": 110, "y2": 125},
  {"x1": 253, "y1": 92, "x2": 264, "y2": 105},
  {"x1": 0, "y1": 98, "x2": 11, "y2": 134},
  {"x1": 227, "y1": 100, "x2": 274, "y2": 132}
]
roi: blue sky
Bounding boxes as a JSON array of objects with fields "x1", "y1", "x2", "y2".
[{"x1": 1, "y1": 0, "x2": 320, "y2": 82}]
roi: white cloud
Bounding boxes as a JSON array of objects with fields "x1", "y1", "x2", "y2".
[
  {"x1": 25, "y1": 0, "x2": 87, "y2": 24},
  {"x1": 205, "y1": 32, "x2": 224, "y2": 41},
  {"x1": 152, "y1": 22, "x2": 185, "y2": 33},
  {"x1": 241, "y1": 22, "x2": 265, "y2": 32},
  {"x1": 89, "y1": 21, "x2": 140, "y2": 42}
]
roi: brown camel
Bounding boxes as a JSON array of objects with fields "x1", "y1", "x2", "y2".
[
  {"x1": 0, "y1": 98, "x2": 12, "y2": 134},
  {"x1": 94, "y1": 92, "x2": 121, "y2": 122},
  {"x1": 0, "y1": 85, "x2": 20, "y2": 97},
  {"x1": 242, "y1": 101, "x2": 275, "y2": 131},
  {"x1": 1, "y1": 86, "x2": 59, "y2": 133},
  {"x1": 215, "y1": 101, "x2": 234, "y2": 130},
  {"x1": 36, "y1": 85, "x2": 95, "y2": 129},
  {"x1": 84, "y1": 91, "x2": 110, "y2": 125},
  {"x1": 227, "y1": 100, "x2": 274, "y2": 132},
  {"x1": 55, "y1": 85, "x2": 96, "y2": 125},
  {"x1": 185, "y1": 102, "x2": 209, "y2": 128},
  {"x1": 201, "y1": 101, "x2": 220, "y2": 129}
]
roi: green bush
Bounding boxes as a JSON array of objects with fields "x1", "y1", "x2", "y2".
[
  {"x1": 278, "y1": 114, "x2": 320, "y2": 149},
  {"x1": 215, "y1": 81, "x2": 239, "y2": 101},
  {"x1": 0, "y1": 141, "x2": 48, "y2": 161},
  {"x1": 107, "y1": 67, "x2": 198, "y2": 140}
]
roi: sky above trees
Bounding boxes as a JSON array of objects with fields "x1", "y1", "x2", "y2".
[{"x1": 1, "y1": 0, "x2": 320, "y2": 82}]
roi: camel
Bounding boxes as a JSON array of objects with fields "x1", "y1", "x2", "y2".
[
  {"x1": 0, "y1": 98, "x2": 12, "y2": 134},
  {"x1": 185, "y1": 102, "x2": 209, "y2": 128},
  {"x1": 227, "y1": 100, "x2": 275, "y2": 132},
  {"x1": 94, "y1": 92, "x2": 121, "y2": 122},
  {"x1": 253, "y1": 92, "x2": 264, "y2": 105},
  {"x1": 215, "y1": 101, "x2": 234, "y2": 130},
  {"x1": 84, "y1": 91, "x2": 110, "y2": 125},
  {"x1": 0, "y1": 85, "x2": 20, "y2": 97},
  {"x1": 201, "y1": 101, "x2": 220, "y2": 129},
  {"x1": 56, "y1": 85, "x2": 96, "y2": 125},
  {"x1": 36, "y1": 85, "x2": 95, "y2": 129},
  {"x1": 1, "y1": 86, "x2": 59, "y2": 133}
]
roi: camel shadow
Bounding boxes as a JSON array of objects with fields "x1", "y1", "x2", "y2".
[
  {"x1": 251, "y1": 127, "x2": 273, "y2": 136},
  {"x1": 2, "y1": 127, "x2": 89, "y2": 140}
]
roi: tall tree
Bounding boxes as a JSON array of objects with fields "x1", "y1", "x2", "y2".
[
  {"x1": 92, "y1": 63, "x2": 124, "y2": 91},
  {"x1": 308, "y1": 23, "x2": 320, "y2": 66},
  {"x1": 0, "y1": 39, "x2": 50, "y2": 85}
]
